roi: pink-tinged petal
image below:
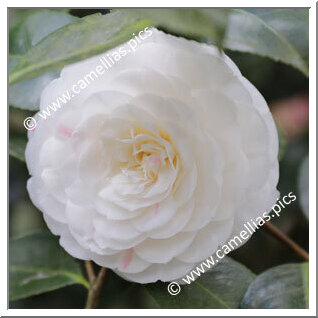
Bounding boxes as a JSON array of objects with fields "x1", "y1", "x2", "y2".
[
  {"x1": 59, "y1": 124, "x2": 73, "y2": 137},
  {"x1": 155, "y1": 203, "x2": 160, "y2": 215},
  {"x1": 150, "y1": 155, "x2": 161, "y2": 164},
  {"x1": 123, "y1": 248, "x2": 134, "y2": 270}
]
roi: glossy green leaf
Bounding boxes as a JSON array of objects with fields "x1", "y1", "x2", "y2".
[
  {"x1": 9, "y1": 9, "x2": 70, "y2": 29},
  {"x1": 10, "y1": 10, "x2": 78, "y2": 55},
  {"x1": 121, "y1": 9, "x2": 229, "y2": 48},
  {"x1": 123, "y1": 8, "x2": 308, "y2": 75},
  {"x1": 9, "y1": 232, "x2": 89, "y2": 301},
  {"x1": 224, "y1": 9, "x2": 308, "y2": 76},
  {"x1": 145, "y1": 257, "x2": 255, "y2": 308},
  {"x1": 9, "y1": 11, "x2": 78, "y2": 110},
  {"x1": 9, "y1": 136, "x2": 27, "y2": 162},
  {"x1": 99, "y1": 273, "x2": 140, "y2": 309},
  {"x1": 246, "y1": 9, "x2": 309, "y2": 62},
  {"x1": 297, "y1": 155, "x2": 309, "y2": 218},
  {"x1": 9, "y1": 12, "x2": 152, "y2": 84},
  {"x1": 9, "y1": 69, "x2": 60, "y2": 110},
  {"x1": 241, "y1": 263, "x2": 309, "y2": 309}
]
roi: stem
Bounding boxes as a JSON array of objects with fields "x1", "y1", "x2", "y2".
[
  {"x1": 263, "y1": 221, "x2": 309, "y2": 261},
  {"x1": 84, "y1": 260, "x2": 96, "y2": 285},
  {"x1": 85, "y1": 267, "x2": 108, "y2": 309}
]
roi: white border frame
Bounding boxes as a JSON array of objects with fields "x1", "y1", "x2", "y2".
[{"x1": 2, "y1": 0, "x2": 316, "y2": 316}]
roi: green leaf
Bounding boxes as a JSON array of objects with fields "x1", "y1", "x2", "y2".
[
  {"x1": 10, "y1": 10, "x2": 78, "y2": 55},
  {"x1": 223, "y1": 9, "x2": 308, "y2": 76},
  {"x1": 9, "y1": 11, "x2": 78, "y2": 110},
  {"x1": 122, "y1": 8, "x2": 308, "y2": 75},
  {"x1": 9, "y1": 12, "x2": 152, "y2": 84},
  {"x1": 145, "y1": 257, "x2": 255, "y2": 308},
  {"x1": 297, "y1": 155, "x2": 309, "y2": 218},
  {"x1": 9, "y1": 136, "x2": 27, "y2": 162},
  {"x1": 99, "y1": 273, "x2": 139, "y2": 309},
  {"x1": 120, "y1": 9, "x2": 229, "y2": 48},
  {"x1": 9, "y1": 68, "x2": 60, "y2": 110},
  {"x1": 246, "y1": 9, "x2": 309, "y2": 62},
  {"x1": 241, "y1": 262, "x2": 309, "y2": 309},
  {"x1": 9, "y1": 9, "x2": 71, "y2": 29},
  {"x1": 9, "y1": 232, "x2": 89, "y2": 301}
]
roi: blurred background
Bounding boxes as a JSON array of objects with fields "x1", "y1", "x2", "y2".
[{"x1": 9, "y1": 8, "x2": 309, "y2": 308}]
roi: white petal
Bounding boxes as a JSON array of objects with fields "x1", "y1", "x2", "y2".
[
  {"x1": 134, "y1": 231, "x2": 196, "y2": 263},
  {"x1": 117, "y1": 258, "x2": 195, "y2": 283},
  {"x1": 149, "y1": 197, "x2": 195, "y2": 239},
  {"x1": 177, "y1": 219, "x2": 234, "y2": 263}
]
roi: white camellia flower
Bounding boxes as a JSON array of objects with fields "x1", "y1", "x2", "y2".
[{"x1": 26, "y1": 28, "x2": 279, "y2": 283}]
